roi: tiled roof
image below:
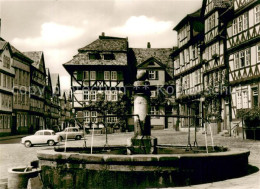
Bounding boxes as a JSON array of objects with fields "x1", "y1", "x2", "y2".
[
  {"x1": 173, "y1": 8, "x2": 201, "y2": 31},
  {"x1": 63, "y1": 52, "x2": 127, "y2": 66},
  {"x1": 131, "y1": 48, "x2": 175, "y2": 77},
  {"x1": 78, "y1": 36, "x2": 128, "y2": 52},
  {"x1": 23, "y1": 51, "x2": 43, "y2": 69},
  {"x1": 0, "y1": 37, "x2": 32, "y2": 62}
]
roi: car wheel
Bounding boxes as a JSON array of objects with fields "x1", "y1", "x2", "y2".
[
  {"x1": 24, "y1": 141, "x2": 32, "y2": 148},
  {"x1": 75, "y1": 135, "x2": 81, "y2": 140},
  {"x1": 48, "y1": 140, "x2": 55, "y2": 146}
]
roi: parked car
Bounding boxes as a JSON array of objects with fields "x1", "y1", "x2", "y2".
[
  {"x1": 21, "y1": 130, "x2": 60, "y2": 148},
  {"x1": 56, "y1": 127, "x2": 84, "y2": 141}
]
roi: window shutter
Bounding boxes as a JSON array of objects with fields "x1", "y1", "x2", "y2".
[
  {"x1": 155, "y1": 71, "x2": 159, "y2": 80},
  {"x1": 117, "y1": 71, "x2": 123, "y2": 81},
  {"x1": 77, "y1": 71, "x2": 83, "y2": 80},
  {"x1": 97, "y1": 71, "x2": 103, "y2": 80}
]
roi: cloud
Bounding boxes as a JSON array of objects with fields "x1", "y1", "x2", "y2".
[
  {"x1": 12, "y1": 22, "x2": 85, "y2": 48},
  {"x1": 111, "y1": 16, "x2": 173, "y2": 36}
]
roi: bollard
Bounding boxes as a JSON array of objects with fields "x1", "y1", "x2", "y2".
[{"x1": 8, "y1": 166, "x2": 39, "y2": 189}]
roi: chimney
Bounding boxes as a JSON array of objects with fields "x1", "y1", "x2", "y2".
[
  {"x1": 102, "y1": 32, "x2": 105, "y2": 36},
  {"x1": 147, "y1": 42, "x2": 151, "y2": 48}
]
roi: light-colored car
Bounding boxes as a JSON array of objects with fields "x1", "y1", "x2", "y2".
[
  {"x1": 56, "y1": 127, "x2": 84, "y2": 141},
  {"x1": 21, "y1": 130, "x2": 60, "y2": 147}
]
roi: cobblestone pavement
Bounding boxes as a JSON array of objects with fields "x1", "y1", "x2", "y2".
[{"x1": 0, "y1": 130, "x2": 259, "y2": 188}]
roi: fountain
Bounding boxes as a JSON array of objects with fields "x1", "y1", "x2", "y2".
[{"x1": 37, "y1": 71, "x2": 250, "y2": 188}]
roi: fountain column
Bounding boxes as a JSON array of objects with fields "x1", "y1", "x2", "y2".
[{"x1": 127, "y1": 71, "x2": 157, "y2": 154}]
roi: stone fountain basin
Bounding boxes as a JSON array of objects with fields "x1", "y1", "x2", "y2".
[{"x1": 37, "y1": 146, "x2": 249, "y2": 189}]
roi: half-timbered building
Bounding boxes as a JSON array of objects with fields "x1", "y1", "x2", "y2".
[
  {"x1": 11, "y1": 45, "x2": 33, "y2": 134},
  {"x1": 63, "y1": 33, "x2": 132, "y2": 133},
  {"x1": 201, "y1": 0, "x2": 232, "y2": 134},
  {"x1": 131, "y1": 44, "x2": 175, "y2": 130},
  {"x1": 0, "y1": 39, "x2": 15, "y2": 135},
  {"x1": 50, "y1": 73, "x2": 61, "y2": 127},
  {"x1": 24, "y1": 51, "x2": 46, "y2": 132},
  {"x1": 171, "y1": 9, "x2": 204, "y2": 131},
  {"x1": 225, "y1": 0, "x2": 260, "y2": 131}
]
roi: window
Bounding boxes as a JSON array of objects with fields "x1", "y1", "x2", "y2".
[
  {"x1": 3, "y1": 75, "x2": 6, "y2": 88},
  {"x1": 107, "y1": 112, "x2": 117, "y2": 123},
  {"x1": 83, "y1": 71, "x2": 89, "y2": 80},
  {"x1": 83, "y1": 90, "x2": 89, "y2": 100},
  {"x1": 208, "y1": 13, "x2": 215, "y2": 31},
  {"x1": 240, "y1": 51, "x2": 245, "y2": 68},
  {"x1": 185, "y1": 49, "x2": 189, "y2": 63},
  {"x1": 150, "y1": 106, "x2": 159, "y2": 116},
  {"x1": 195, "y1": 71, "x2": 198, "y2": 85},
  {"x1": 90, "y1": 71, "x2": 96, "y2": 80},
  {"x1": 242, "y1": 90, "x2": 248, "y2": 108},
  {"x1": 238, "y1": 16, "x2": 243, "y2": 32},
  {"x1": 245, "y1": 49, "x2": 250, "y2": 66},
  {"x1": 237, "y1": 91, "x2": 242, "y2": 109},
  {"x1": 252, "y1": 88, "x2": 259, "y2": 107},
  {"x1": 148, "y1": 71, "x2": 158, "y2": 80},
  {"x1": 191, "y1": 45, "x2": 197, "y2": 59},
  {"x1": 84, "y1": 111, "x2": 90, "y2": 123},
  {"x1": 104, "y1": 54, "x2": 115, "y2": 60},
  {"x1": 111, "y1": 91, "x2": 117, "y2": 101},
  {"x1": 256, "y1": 5, "x2": 260, "y2": 24},
  {"x1": 90, "y1": 91, "x2": 96, "y2": 101},
  {"x1": 105, "y1": 91, "x2": 111, "y2": 101},
  {"x1": 233, "y1": 19, "x2": 238, "y2": 35},
  {"x1": 243, "y1": 12, "x2": 249, "y2": 30},
  {"x1": 91, "y1": 111, "x2": 97, "y2": 123},
  {"x1": 104, "y1": 71, "x2": 110, "y2": 80},
  {"x1": 3, "y1": 55, "x2": 10, "y2": 68},
  {"x1": 111, "y1": 71, "x2": 117, "y2": 80},
  {"x1": 89, "y1": 53, "x2": 101, "y2": 60},
  {"x1": 257, "y1": 44, "x2": 260, "y2": 63},
  {"x1": 151, "y1": 90, "x2": 157, "y2": 98}
]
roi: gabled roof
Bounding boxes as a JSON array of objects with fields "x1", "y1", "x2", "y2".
[
  {"x1": 0, "y1": 37, "x2": 33, "y2": 63},
  {"x1": 78, "y1": 35, "x2": 128, "y2": 52},
  {"x1": 131, "y1": 48, "x2": 175, "y2": 77},
  {"x1": 173, "y1": 8, "x2": 201, "y2": 31},
  {"x1": 50, "y1": 73, "x2": 60, "y2": 96},
  {"x1": 23, "y1": 51, "x2": 43, "y2": 69},
  {"x1": 137, "y1": 57, "x2": 166, "y2": 69}
]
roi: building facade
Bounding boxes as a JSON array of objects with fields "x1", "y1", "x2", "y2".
[
  {"x1": 225, "y1": 0, "x2": 260, "y2": 131},
  {"x1": 24, "y1": 51, "x2": 46, "y2": 132},
  {"x1": 11, "y1": 45, "x2": 33, "y2": 134},
  {"x1": 171, "y1": 9, "x2": 204, "y2": 131},
  {"x1": 0, "y1": 40, "x2": 14, "y2": 135},
  {"x1": 63, "y1": 33, "x2": 132, "y2": 133},
  {"x1": 131, "y1": 45, "x2": 175, "y2": 130}
]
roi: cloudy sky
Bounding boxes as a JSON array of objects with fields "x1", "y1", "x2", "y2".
[{"x1": 0, "y1": 0, "x2": 202, "y2": 90}]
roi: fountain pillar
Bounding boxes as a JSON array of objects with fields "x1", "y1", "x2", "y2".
[{"x1": 127, "y1": 71, "x2": 157, "y2": 154}]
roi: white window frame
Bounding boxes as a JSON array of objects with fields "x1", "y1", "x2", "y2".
[
  {"x1": 111, "y1": 90, "x2": 117, "y2": 101},
  {"x1": 148, "y1": 70, "x2": 157, "y2": 80},
  {"x1": 257, "y1": 44, "x2": 260, "y2": 63},
  {"x1": 243, "y1": 12, "x2": 249, "y2": 30},
  {"x1": 84, "y1": 111, "x2": 90, "y2": 123},
  {"x1": 106, "y1": 112, "x2": 117, "y2": 123},
  {"x1": 104, "y1": 71, "x2": 110, "y2": 80},
  {"x1": 150, "y1": 106, "x2": 159, "y2": 117},
  {"x1": 111, "y1": 71, "x2": 117, "y2": 80},
  {"x1": 90, "y1": 71, "x2": 96, "y2": 80},
  {"x1": 237, "y1": 91, "x2": 242, "y2": 109},
  {"x1": 83, "y1": 90, "x2": 89, "y2": 101},
  {"x1": 238, "y1": 15, "x2": 243, "y2": 32},
  {"x1": 255, "y1": 5, "x2": 260, "y2": 24},
  {"x1": 90, "y1": 91, "x2": 96, "y2": 101},
  {"x1": 242, "y1": 90, "x2": 249, "y2": 109},
  {"x1": 91, "y1": 111, "x2": 97, "y2": 123},
  {"x1": 245, "y1": 49, "x2": 250, "y2": 66},
  {"x1": 150, "y1": 90, "x2": 157, "y2": 98},
  {"x1": 83, "y1": 71, "x2": 89, "y2": 80},
  {"x1": 233, "y1": 19, "x2": 238, "y2": 35}
]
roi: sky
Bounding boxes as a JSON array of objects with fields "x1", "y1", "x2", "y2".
[{"x1": 0, "y1": 0, "x2": 202, "y2": 90}]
